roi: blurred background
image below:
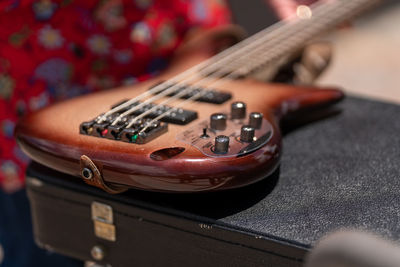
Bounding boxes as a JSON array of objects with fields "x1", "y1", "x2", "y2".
[
  {"x1": 230, "y1": 0, "x2": 400, "y2": 103},
  {"x1": 318, "y1": 0, "x2": 400, "y2": 104}
]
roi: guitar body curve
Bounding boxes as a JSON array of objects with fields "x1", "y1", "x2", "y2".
[{"x1": 15, "y1": 26, "x2": 344, "y2": 193}]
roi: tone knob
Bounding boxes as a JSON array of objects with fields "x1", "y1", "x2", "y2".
[
  {"x1": 231, "y1": 101, "x2": 246, "y2": 120},
  {"x1": 210, "y1": 113, "x2": 227, "y2": 131},
  {"x1": 249, "y1": 112, "x2": 263, "y2": 129},
  {"x1": 214, "y1": 135, "x2": 230, "y2": 154},
  {"x1": 240, "y1": 125, "x2": 255, "y2": 142}
]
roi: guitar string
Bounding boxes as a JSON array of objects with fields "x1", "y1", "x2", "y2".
[
  {"x1": 96, "y1": 4, "x2": 299, "y2": 123},
  {"x1": 237, "y1": 0, "x2": 378, "y2": 75},
  {"x1": 205, "y1": 0, "x2": 374, "y2": 78},
  {"x1": 108, "y1": 8, "x2": 314, "y2": 126},
  {"x1": 202, "y1": 0, "x2": 376, "y2": 78},
  {"x1": 102, "y1": 0, "x2": 329, "y2": 125},
  {"x1": 193, "y1": 1, "x2": 325, "y2": 76},
  {"x1": 137, "y1": 0, "x2": 355, "y2": 132},
  {"x1": 138, "y1": 0, "x2": 374, "y2": 133},
  {"x1": 116, "y1": 0, "x2": 331, "y2": 128},
  {"x1": 103, "y1": 0, "x2": 374, "y2": 127},
  {"x1": 198, "y1": 0, "x2": 378, "y2": 79},
  {"x1": 189, "y1": 0, "x2": 376, "y2": 79},
  {"x1": 124, "y1": 1, "x2": 333, "y2": 129}
]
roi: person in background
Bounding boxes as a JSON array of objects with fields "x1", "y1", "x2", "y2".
[{"x1": 0, "y1": 0, "x2": 316, "y2": 266}]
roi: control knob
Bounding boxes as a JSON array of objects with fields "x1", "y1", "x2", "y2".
[
  {"x1": 240, "y1": 125, "x2": 255, "y2": 143},
  {"x1": 210, "y1": 113, "x2": 227, "y2": 131},
  {"x1": 231, "y1": 101, "x2": 246, "y2": 120},
  {"x1": 249, "y1": 112, "x2": 263, "y2": 129},
  {"x1": 213, "y1": 135, "x2": 230, "y2": 154}
]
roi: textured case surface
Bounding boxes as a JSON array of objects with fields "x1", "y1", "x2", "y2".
[{"x1": 27, "y1": 96, "x2": 400, "y2": 266}]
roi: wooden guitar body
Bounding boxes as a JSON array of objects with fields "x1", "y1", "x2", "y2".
[{"x1": 15, "y1": 26, "x2": 344, "y2": 193}]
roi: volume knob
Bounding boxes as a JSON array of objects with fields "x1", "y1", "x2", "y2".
[
  {"x1": 210, "y1": 113, "x2": 227, "y2": 131},
  {"x1": 249, "y1": 112, "x2": 263, "y2": 129},
  {"x1": 214, "y1": 135, "x2": 230, "y2": 154},
  {"x1": 240, "y1": 125, "x2": 255, "y2": 143},
  {"x1": 231, "y1": 101, "x2": 246, "y2": 120}
]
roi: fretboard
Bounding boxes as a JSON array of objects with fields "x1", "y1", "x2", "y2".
[{"x1": 204, "y1": 0, "x2": 380, "y2": 79}]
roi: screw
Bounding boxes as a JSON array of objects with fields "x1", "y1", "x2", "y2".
[{"x1": 91, "y1": 245, "x2": 105, "y2": 261}]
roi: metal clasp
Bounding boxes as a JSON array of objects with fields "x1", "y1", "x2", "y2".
[{"x1": 91, "y1": 202, "x2": 116, "y2": 242}]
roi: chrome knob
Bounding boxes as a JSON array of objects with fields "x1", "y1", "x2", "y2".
[
  {"x1": 210, "y1": 113, "x2": 227, "y2": 131},
  {"x1": 214, "y1": 135, "x2": 229, "y2": 154},
  {"x1": 231, "y1": 101, "x2": 246, "y2": 120},
  {"x1": 240, "y1": 125, "x2": 255, "y2": 143},
  {"x1": 249, "y1": 112, "x2": 263, "y2": 129}
]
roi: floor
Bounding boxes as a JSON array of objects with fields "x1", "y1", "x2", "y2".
[{"x1": 318, "y1": 2, "x2": 400, "y2": 104}]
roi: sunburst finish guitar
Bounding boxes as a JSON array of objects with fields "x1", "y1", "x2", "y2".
[{"x1": 15, "y1": 0, "x2": 378, "y2": 193}]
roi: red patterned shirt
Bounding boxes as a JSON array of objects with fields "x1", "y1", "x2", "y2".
[{"x1": 0, "y1": 0, "x2": 230, "y2": 193}]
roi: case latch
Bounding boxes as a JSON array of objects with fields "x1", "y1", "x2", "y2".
[{"x1": 91, "y1": 201, "x2": 116, "y2": 242}]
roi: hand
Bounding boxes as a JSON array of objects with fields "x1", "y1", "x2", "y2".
[{"x1": 267, "y1": 0, "x2": 319, "y2": 19}]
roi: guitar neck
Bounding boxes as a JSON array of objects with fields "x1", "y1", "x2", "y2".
[{"x1": 210, "y1": 0, "x2": 380, "y2": 78}]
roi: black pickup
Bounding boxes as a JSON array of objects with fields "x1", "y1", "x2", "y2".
[
  {"x1": 110, "y1": 100, "x2": 197, "y2": 125},
  {"x1": 150, "y1": 82, "x2": 232, "y2": 104}
]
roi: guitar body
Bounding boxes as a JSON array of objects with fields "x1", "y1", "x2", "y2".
[{"x1": 15, "y1": 26, "x2": 343, "y2": 193}]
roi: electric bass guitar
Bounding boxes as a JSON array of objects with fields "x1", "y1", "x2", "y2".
[{"x1": 16, "y1": 0, "x2": 379, "y2": 193}]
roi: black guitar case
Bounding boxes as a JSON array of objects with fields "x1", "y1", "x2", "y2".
[{"x1": 26, "y1": 96, "x2": 400, "y2": 267}]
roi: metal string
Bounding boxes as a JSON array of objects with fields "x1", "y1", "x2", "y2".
[
  {"x1": 97, "y1": 13, "x2": 289, "y2": 123},
  {"x1": 99, "y1": 0, "x2": 328, "y2": 125},
  {"x1": 128, "y1": 0, "x2": 341, "y2": 129},
  {"x1": 235, "y1": 0, "x2": 378, "y2": 76},
  {"x1": 138, "y1": 0, "x2": 376, "y2": 133},
  {"x1": 111, "y1": 0, "x2": 330, "y2": 127},
  {"x1": 96, "y1": 0, "x2": 376, "y2": 134}
]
